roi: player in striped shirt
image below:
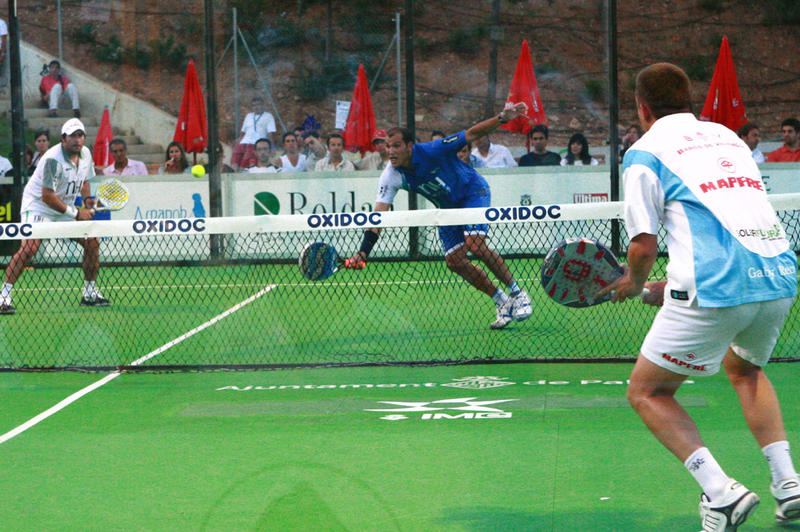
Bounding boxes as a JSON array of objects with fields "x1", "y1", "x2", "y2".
[{"x1": 601, "y1": 62, "x2": 799, "y2": 530}]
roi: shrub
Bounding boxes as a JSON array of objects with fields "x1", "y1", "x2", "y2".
[
  {"x1": 96, "y1": 35, "x2": 124, "y2": 64},
  {"x1": 762, "y1": 0, "x2": 800, "y2": 24},
  {"x1": 447, "y1": 24, "x2": 489, "y2": 55},
  {"x1": 681, "y1": 54, "x2": 712, "y2": 81},
  {"x1": 698, "y1": 0, "x2": 725, "y2": 12},
  {"x1": 583, "y1": 78, "x2": 605, "y2": 101},
  {"x1": 70, "y1": 23, "x2": 97, "y2": 45}
]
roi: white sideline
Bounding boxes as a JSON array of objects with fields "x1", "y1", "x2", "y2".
[{"x1": 0, "y1": 284, "x2": 278, "y2": 445}]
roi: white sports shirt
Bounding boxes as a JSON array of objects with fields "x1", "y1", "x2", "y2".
[
  {"x1": 21, "y1": 143, "x2": 95, "y2": 215},
  {"x1": 622, "y1": 113, "x2": 797, "y2": 308},
  {"x1": 240, "y1": 112, "x2": 276, "y2": 145}
]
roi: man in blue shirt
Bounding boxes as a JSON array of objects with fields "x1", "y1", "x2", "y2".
[{"x1": 349, "y1": 103, "x2": 532, "y2": 329}]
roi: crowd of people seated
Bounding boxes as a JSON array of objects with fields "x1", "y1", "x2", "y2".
[{"x1": 6, "y1": 52, "x2": 800, "y2": 179}]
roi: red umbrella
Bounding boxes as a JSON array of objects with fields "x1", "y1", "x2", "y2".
[
  {"x1": 699, "y1": 35, "x2": 746, "y2": 132},
  {"x1": 173, "y1": 59, "x2": 208, "y2": 156},
  {"x1": 92, "y1": 107, "x2": 113, "y2": 168},
  {"x1": 501, "y1": 39, "x2": 547, "y2": 138},
  {"x1": 344, "y1": 64, "x2": 376, "y2": 156}
]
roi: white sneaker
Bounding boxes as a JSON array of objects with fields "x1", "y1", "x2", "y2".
[
  {"x1": 772, "y1": 477, "x2": 800, "y2": 522},
  {"x1": 0, "y1": 295, "x2": 14, "y2": 315},
  {"x1": 698, "y1": 479, "x2": 759, "y2": 531},
  {"x1": 511, "y1": 290, "x2": 532, "y2": 321},
  {"x1": 490, "y1": 298, "x2": 513, "y2": 330}
]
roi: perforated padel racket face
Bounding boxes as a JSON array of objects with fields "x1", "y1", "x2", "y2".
[
  {"x1": 96, "y1": 178, "x2": 129, "y2": 211},
  {"x1": 540, "y1": 238, "x2": 623, "y2": 308},
  {"x1": 298, "y1": 242, "x2": 339, "y2": 281}
]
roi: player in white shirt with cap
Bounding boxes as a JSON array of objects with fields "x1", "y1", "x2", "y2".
[{"x1": 0, "y1": 118, "x2": 109, "y2": 314}]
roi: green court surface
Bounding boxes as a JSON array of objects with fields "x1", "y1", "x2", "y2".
[
  {"x1": 2, "y1": 362, "x2": 800, "y2": 531},
  {"x1": 4, "y1": 256, "x2": 799, "y2": 369}
]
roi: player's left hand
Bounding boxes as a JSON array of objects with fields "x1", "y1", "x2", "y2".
[
  {"x1": 344, "y1": 257, "x2": 366, "y2": 270},
  {"x1": 642, "y1": 280, "x2": 666, "y2": 307},
  {"x1": 83, "y1": 197, "x2": 96, "y2": 210},
  {"x1": 500, "y1": 101, "x2": 528, "y2": 122}
]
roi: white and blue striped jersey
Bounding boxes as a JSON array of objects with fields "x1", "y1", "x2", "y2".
[{"x1": 622, "y1": 113, "x2": 797, "y2": 308}]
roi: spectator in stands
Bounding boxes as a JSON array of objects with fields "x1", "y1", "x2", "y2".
[
  {"x1": 315, "y1": 133, "x2": 355, "y2": 171},
  {"x1": 275, "y1": 132, "x2": 308, "y2": 172},
  {"x1": 457, "y1": 141, "x2": 486, "y2": 169},
  {"x1": 296, "y1": 129, "x2": 326, "y2": 170},
  {"x1": 158, "y1": 141, "x2": 190, "y2": 175},
  {"x1": 619, "y1": 124, "x2": 643, "y2": 161},
  {"x1": 561, "y1": 133, "x2": 598, "y2": 166},
  {"x1": 0, "y1": 16, "x2": 7, "y2": 90},
  {"x1": 231, "y1": 96, "x2": 277, "y2": 171},
  {"x1": 39, "y1": 60, "x2": 80, "y2": 118},
  {"x1": 431, "y1": 130, "x2": 445, "y2": 141},
  {"x1": 245, "y1": 138, "x2": 279, "y2": 174},
  {"x1": 29, "y1": 129, "x2": 50, "y2": 174},
  {"x1": 737, "y1": 122, "x2": 765, "y2": 164},
  {"x1": 355, "y1": 129, "x2": 390, "y2": 171},
  {"x1": 766, "y1": 118, "x2": 800, "y2": 163},
  {"x1": 103, "y1": 139, "x2": 148, "y2": 176},
  {"x1": 24, "y1": 145, "x2": 33, "y2": 174},
  {"x1": 471, "y1": 135, "x2": 517, "y2": 168},
  {"x1": 204, "y1": 142, "x2": 236, "y2": 175},
  {"x1": 518, "y1": 125, "x2": 561, "y2": 166},
  {"x1": 0, "y1": 153, "x2": 11, "y2": 176}
]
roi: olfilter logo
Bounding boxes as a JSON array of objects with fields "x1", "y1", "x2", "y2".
[{"x1": 254, "y1": 192, "x2": 280, "y2": 215}]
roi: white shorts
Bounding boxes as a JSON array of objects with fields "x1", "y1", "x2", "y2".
[
  {"x1": 641, "y1": 297, "x2": 795, "y2": 376},
  {"x1": 21, "y1": 209, "x2": 74, "y2": 224}
]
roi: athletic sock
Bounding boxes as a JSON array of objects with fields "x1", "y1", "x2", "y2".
[
  {"x1": 83, "y1": 280, "x2": 96, "y2": 297},
  {"x1": 508, "y1": 280, "x2": 521, "y2": 297},
  {"x1": 1, "y1": 282, "x2": 12, "y2": 299},
  {"x1": 684, "y1": 447, "x2": 729, "y2": 502},
  {"x1": 491, "y1": 289, "x2": 509, "y2": 306},
  {"x1": 763, "y1": 441, "x2": 798, "y2": 485}
]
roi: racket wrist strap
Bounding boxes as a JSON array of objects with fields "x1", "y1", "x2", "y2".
[
  {"x1": 64, "y1": 205, "x2": 78, "y2": 219},
  {"x1": 359, "y1": 230, "x2": 379, "y2": 257}
]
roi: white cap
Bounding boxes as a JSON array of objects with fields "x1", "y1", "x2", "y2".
[{"x1": 61, "y1": 118, "x2": 85, "y2": 136}]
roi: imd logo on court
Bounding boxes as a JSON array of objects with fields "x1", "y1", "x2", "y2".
[{"x1": 366, "y1": 397, "x2": 517, "y2": 421}]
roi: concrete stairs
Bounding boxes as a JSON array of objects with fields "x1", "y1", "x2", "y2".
[{"x1": 1, "y1": 98, "x2": 166, "y2": 170}]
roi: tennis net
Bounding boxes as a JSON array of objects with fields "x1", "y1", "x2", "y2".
[{"x1": 1, "y1": 194, "x2": 799, "y2": 371}]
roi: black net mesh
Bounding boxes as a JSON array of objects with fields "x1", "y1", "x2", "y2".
[{"x1": 0, "y1": 205, "x2": 798, "y2": 371}]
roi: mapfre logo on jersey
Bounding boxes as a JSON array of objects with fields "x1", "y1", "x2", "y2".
[{"x1": 717, "y1": 158, "x2": 736, "y2": 173}]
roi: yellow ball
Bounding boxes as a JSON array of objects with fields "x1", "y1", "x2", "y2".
[{"x1": 191, "y1": 164, "x2": 206, "y2": 178}]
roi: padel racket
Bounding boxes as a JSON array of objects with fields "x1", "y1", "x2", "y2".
[
  {"x1": 540, "y1": 237, "x2": 647, "y2": 307},
  {"x1": 92, "y1": 178, "x2": 130, "y2": 212},
  {"x1": 298, "y1": 241, "x2": 364, "y2": 281}
]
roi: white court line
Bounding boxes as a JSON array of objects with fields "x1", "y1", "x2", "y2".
[{"x1": 0, "y1": 284, "x2": 278, "y2": 445}]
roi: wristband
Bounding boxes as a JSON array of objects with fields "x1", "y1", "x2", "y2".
[
  {"x1": 64, "y1": 205, "x2": 78, "y2": 219},
  {"x1": 359, "y1": 230, "x2": 379, "y2": 257}
]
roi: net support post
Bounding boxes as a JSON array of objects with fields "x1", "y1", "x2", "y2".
[{"x1": 605, "y1": 0, "x2": 622, "y2": 257}]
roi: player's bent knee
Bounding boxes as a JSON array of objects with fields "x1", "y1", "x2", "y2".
[{"x1": 445, "y1": 256, "x2": 467, "y2": 272}]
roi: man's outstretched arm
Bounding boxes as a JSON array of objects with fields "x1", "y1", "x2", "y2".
[{"x1": 465, "y1": 102, "x2": 527, "y2": 144}]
